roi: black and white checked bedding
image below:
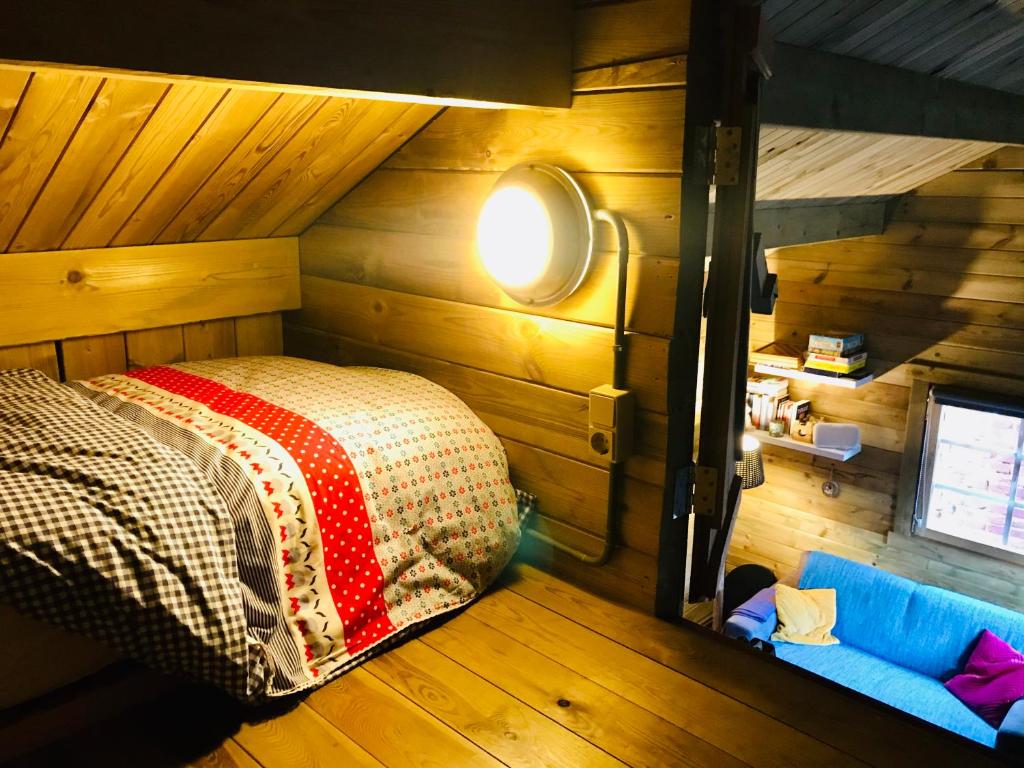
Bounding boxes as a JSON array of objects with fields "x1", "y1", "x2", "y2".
[{"x1": 0, "y1": 368, "x2": 270, "y2": 698}]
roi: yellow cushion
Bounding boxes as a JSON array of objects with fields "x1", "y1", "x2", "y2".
[{"x1": 770, "y1": 584, "x2": 840, "y2": 645}]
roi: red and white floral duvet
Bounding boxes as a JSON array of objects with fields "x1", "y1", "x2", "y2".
[{"x1": 0, "y1": 357, "x2": 520, "y2": 699}]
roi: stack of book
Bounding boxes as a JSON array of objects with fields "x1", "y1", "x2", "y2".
[
  {"x1": 803, "y1": 331, "x2": 867, "y2": 378},
  {"x1": 746, "y1": 375, "x2": 811, "y2": 433}
]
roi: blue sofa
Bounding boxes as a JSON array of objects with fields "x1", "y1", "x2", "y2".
[{"x1": 724, "y1": 552, "x2": 1024, "y2": 756}]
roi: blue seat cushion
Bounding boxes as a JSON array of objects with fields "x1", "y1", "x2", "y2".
[
  {"x1": 775, "y1": 642, "x2": 997, "y2": 747},
  {"x1": 797, "y1": 552, "x2": 1024, "y2": 680}
]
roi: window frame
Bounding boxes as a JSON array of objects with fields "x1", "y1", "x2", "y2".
[{"x1": 897, "y1": 378, "x2": 1024, "y2": 568}]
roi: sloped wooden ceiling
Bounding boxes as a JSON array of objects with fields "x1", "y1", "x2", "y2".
[
  {"x1": 756, "y1": 127, "x2": 1003, "y2": 199},
  {"x1": 753, "y1": 0, "x2": 1024, "y2": 201},
  {"x1": 0, "y1": 67, "x2": 439, "y2": 252}
]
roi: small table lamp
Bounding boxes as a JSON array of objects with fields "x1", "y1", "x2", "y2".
[{"x1": 737, "y1": 433, "x2": 765, "y2": 490}]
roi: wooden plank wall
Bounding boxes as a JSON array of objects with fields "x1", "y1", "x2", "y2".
[
  {"x1": 285, "y1": 0, "x2": 691, "y2": 611},
  {"x1": 731, "y1": 145, "x2": 1024, "y2": 611},
  {"x1": 0, "y1": 239, "x2": 299, "y2": 348},
  {"x1": 0, "y1": 313, "x2": 284, "y2": 382}
]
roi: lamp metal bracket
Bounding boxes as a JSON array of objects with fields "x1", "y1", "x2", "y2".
[
  {"x1": 710, "y1": 125, "x2": 741, "y2": 186},
  {"x1": 692, "y1": 465, "x2": 719, "y2": 517}
]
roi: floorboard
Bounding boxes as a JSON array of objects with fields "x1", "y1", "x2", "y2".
[
  {"x1": 305, "y1": 668, "x2": 501, "y2": 767},
  {"x1": 467, "y1": 589, "x2": 860, "y2": 768},
  {"x1": 363, "y1": 640, "x2": 622, "y2": 767},
  {"x1": 501, "y1": 564, "x2": 1000, "y2": 768},
  {"x1": 230, "y1": 703, "x2": 384, "y2": 768},
  {"x1": 422, "y1": 613, "x2": 747, "y2": 768},
  {"x1": 12, "y1": 563, "x2": 1005, "y2": 768}
]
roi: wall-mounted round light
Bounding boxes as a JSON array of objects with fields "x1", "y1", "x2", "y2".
[{"x1": 476, "y1": 163, "x2": 594, "y2": 306}]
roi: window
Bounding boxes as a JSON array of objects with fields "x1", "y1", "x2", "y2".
[{"x1": 915, "y1": 385, "x2": 1024, "y2": 564}]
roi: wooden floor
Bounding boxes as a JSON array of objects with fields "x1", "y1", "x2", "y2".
[{"x1": 14, "y1": 563, "x2": 1003, "y2": 768}]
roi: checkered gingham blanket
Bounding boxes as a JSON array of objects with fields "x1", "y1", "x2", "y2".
[{"x1": 0, "y1": 357, "x2": 520, "y2": 700}]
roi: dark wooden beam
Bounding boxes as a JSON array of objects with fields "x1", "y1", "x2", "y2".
[
  {"x1": 707, "y1": 198, "x2": 889, "y2": 250},
  {"x1": 762, "y1": 43, "x2": 1024, "y2": 144},
  {"x1": 0, "y1": 1, "x2": 572, "y2": 108},
  {"x1": 656, "y1": 0, "x2": 715, "y2": 620}
]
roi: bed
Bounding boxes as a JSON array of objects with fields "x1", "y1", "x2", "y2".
[{"x1": 0, "y1": 356, "x2": 522, "y2": 704}]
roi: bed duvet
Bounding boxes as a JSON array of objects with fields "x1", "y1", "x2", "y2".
[{"x1": 0, "y1": 357, "x2": 520, "y2": 700}]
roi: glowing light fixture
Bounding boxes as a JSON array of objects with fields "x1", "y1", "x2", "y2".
[
  {"x1": 478, "y1": 163, "x2": 632, "y2": 567},
  {"x1": 476, "y1": 163, "x2": 594, "y2": 306},
  {"x1": 737, "y1": 433, "x2": 765, "y2": 490}
]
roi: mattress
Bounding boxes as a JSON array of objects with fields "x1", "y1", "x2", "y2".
[{"x1": 0, "y1": 356, "x2": 521, "y2": 701}]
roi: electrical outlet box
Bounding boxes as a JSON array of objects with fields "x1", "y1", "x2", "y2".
[{"x1": 588, "y1": 385, "x2": 634, "y2": 463}]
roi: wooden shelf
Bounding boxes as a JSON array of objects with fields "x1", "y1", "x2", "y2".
[
  {"x1": 753, "y1": 363, "x2": 874, "y2": 389},
  {"x1": 746, "y1": 429, "x2": 862, "y2": 461}
]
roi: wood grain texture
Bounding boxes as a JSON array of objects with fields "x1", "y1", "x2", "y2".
[
  {"x1": 386, "y1": 89, "x2": 685, "y2": 174},
  {"x1": 10, "y1": 78, "x2": 168, "y2": 252},
  {"x1": 317, "y1": 169, "x2": 681, "y2": 257},
  {"x1": 269, "y1": 104, "x2": 441, "y2": 237},
  {"x1": 156, "y1": 94, "x2": 325, "y2": 243},
  {"x1": 0, "y1": 71, "x2": 100, "y2": 250},
  {"x1": 0, "y1": 68, "x2": 438, "y2": 253},
  {"x1": 763, "y1": 0, "x2": 1024, "y2": 99},
  {"x1": 305, "y1": 668, "x2": 503, "y2": 767},
  {"x1": 468, "y1": 589, "x2": 860, "y2": 767},
  {"x1": 961, "y1": 146, "x2": 1024, "y2": 171},
  {"x1": 294, "y1": 276, "x2": 669, "y2": 413},
  {"x1": 423, "y1": 613, "x2": 743, "y2": 768},
  {"x1": 62, "y1": 334, "x2": 127, "y2": 380},
  {"x1": 573, "y1": 0, "x2": 690, "y2": 70},
  {"x1": 573, "y1": 55, "x2": 687, "y2": 92},
  {"x1": 300, "y1": 225, "x2": 678, "y2": 337},
  {"x1": 184, "y1": 319, "x2": 237, "y2": 361},
  {"x1": 235, "y1": 313, "x2": 284, "y2": 357},
  {"x1": 111, "y1": 89, "x2": 280, "y2": 246},
  {"x1": 201, "y1": 99, "x2": 417, "y2": 240},
  {"x1": 188, "y1": 740, "x2": 263, "y2": 768},
  {"x1": 0, "y1": 238, "x2": 299, "y2": 347},
  {"x1": 231, "y1": 703, "x2": 385, "y2": 768},
  {"x1": 0, "y1": 70, "x2": 30, "y2": 137},
  {"x1": 364, "y1": 640, "x2": 623, "y2": 768},
  {"x1": 28, "y1": 312, "x2": 284, "y2": 383},
  {"x1": 64, "y1": 82, "x2": 229, "y2": 249},
  {"x1": 0, "y1": 342, "x2": 59, "y2": 379},
  {"x1": 734, "y1": 151, "x2": 1024, "y2": 610},
  {"x1": 504, "y1": 563, "x2": 1002, "y2": 768},
  {"x1": 126, "y1": 325, "x2": 185, "y2": 369},
  {"x1": 755, "y1": 126, "x2": 999, "y2": 200}
]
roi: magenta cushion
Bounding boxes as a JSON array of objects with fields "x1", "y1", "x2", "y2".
[{"x1": 945, "y1": 629, "x2": 1024, "y2": 728}]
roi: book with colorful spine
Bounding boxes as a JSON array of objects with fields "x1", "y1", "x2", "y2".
[
  {"x1": 804, "y1": 349, "x2": 867, "y2": 375},
  {"x1": 807, "y1": 331, "x2": 864, "y2": 356}
]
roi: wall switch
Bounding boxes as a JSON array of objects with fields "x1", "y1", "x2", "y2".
[{"x1": 589, "y1": 385, "x2": 635, "y2": 463}]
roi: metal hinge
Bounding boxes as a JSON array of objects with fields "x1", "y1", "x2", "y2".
[
  {"x1": 692, "y1": 465, "x2": 719, "y2": 517},
  {"x1": 709, "y1": 125, "x2": 741, "y2": 186}
]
